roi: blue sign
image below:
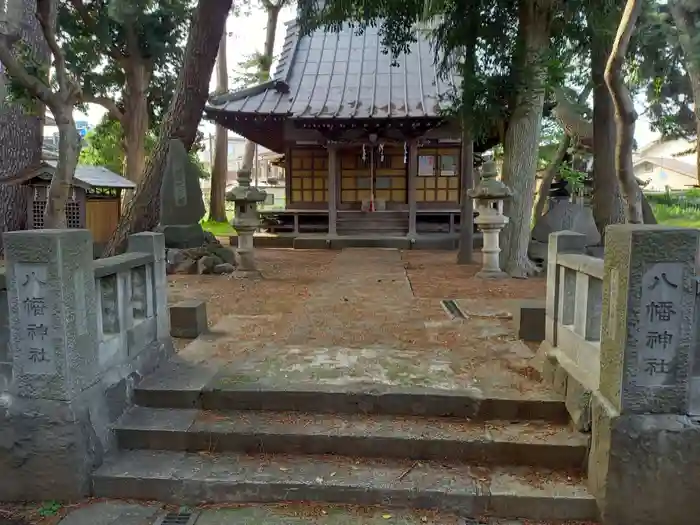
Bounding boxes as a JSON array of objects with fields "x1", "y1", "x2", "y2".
[{"x1": 78, "y1": 127, "x2": 88, "y2": 138}]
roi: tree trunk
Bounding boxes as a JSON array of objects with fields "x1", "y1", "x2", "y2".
[
  {"x1": 104, "y1": 0, "x2": 234, "y2": 256},
  {"x1": 533, "y1": 134, "x2": 571, "y2": 219},
  {"x1": 122, "y1": 61, "x2": 151, "y2": 210},
  {"x1": 209, "y1": 27, "x2": 229, "y2": 222},
  {"x1": 45, "y1": 108, "x2": 80, "y2": 228},
  {"x1": 0, "y1": 0, "x2": 48, "y2": 253},
  {"x1": 0, "y1": 105, "x2": 37, "y2": 252},
  {"x1": 238, "y1": 4, "x2": 281, "y2": 181},
  {"x1": 500, "y1": 0, "x2": 554, "y2": 278},
  {"x1": 457, "y1": 129, "x2": 474, "y2": 265},
  {"x1": 605, "y1": 0, "x2": 644, "y2": 224},
  {"x1": 669, "y1": 0, "x2": 700, "y2": 185},
  {"x1": 588, "y1": 7, "x2": 626, "y2": 237}
]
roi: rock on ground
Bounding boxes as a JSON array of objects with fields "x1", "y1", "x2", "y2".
[{"x1": 165, "y1": 234, "x2": 237, "y2": 275}]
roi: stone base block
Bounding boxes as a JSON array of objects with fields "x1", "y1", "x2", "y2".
[
  {"x1": 170, "y1": 300, "x2": 207, "y2": 338},
  {"x1": 157, "y1": 224, "x2": 205, "y2": 249},
  {"x1": 589, "y1": 392, "x2": 700, "y2": 525},
  {"x1": 513, "y1": 299, "x2": 546, "y2": 342},
  {"x1": 0, "y1": 396, "x2": 101, "y2": 501},
  {"x1": 475, "y1": 269, "x2": 509, "y2": 279},
  {"x1": 537, "y1": 342, "x2": 592, "y2": 432}
]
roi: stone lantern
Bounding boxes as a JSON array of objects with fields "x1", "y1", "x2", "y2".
[
  {"x1": 467, "y1": 160, "x2": 513, "y2": 279},
  {"x1": 226, "y1": 168, "x2": 267, "y2": 278}
]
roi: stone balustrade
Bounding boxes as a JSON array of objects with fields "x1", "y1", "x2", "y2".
[
  {"x1": 540, "y1": 225, "x2": 700, "y2": 524},
  {"x1": 93, "y1": 235, "x2": 169, "y2": 368},
  {"x1": 0, "y1": 230, "x2": 172, "y2": 501},
  {"x1": 542, "y1": 231, "x2": 603, "y2": 396}
]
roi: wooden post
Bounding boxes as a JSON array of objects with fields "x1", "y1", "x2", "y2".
[
  {"x1": 328, "y1": 144, "x2": 338, "y2": 235},
  {"x1": 408, "y1": 140, "x2": 418, "y2": 236}
]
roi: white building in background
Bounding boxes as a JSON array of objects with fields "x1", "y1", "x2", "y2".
[
  {"x1": 199, "y1": 132, "x2": 286, "y2": 210},
  {"x1": 633, "y1": 138, "x2": 697, "y2": 191}
]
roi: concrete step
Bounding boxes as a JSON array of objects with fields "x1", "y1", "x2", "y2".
[
  {"x1": 133, "y1": 381, "x2": 569, "y2": 423},
  {"x1": 92, "y1": 449, "x2": 597, "y2": 521},
  {"x1": 114, "y1": 407, "x2": 588, "y2": 469}
]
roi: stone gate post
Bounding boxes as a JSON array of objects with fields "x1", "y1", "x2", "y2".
[
  {"x1": 589, "y1": 224, "x2": 700, "y2": 525},
  {"x1": 0, "y1": 229, "x2": 99, "y2": 500}
]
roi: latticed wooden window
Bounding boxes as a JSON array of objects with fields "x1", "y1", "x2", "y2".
[
  {"x1": 66, "y1": 202, "x2": 81, "y2": 228},
  {"x1": 290, "y1": 149, "x2": 328, "y2": 203},
  {"x1": 32, "y1": 200, "x2": 46, "y2": 229},
  {"x1": 31, "y1": 200, "x2": 82, "y2": 229}
]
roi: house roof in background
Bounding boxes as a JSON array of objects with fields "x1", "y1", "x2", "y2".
[
  {"x1": 634, "y1": 156, "x2": 697, "y2": 180},
  {"x1": 207, "y1": 20, "x2": 459, "y2": 120}
]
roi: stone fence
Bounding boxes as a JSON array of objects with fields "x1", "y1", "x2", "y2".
[
  {"x1": 0, "y1": 230, "x2": 172, "y2": 501},
  {"x1": 539, "y1": 225, "x2": 700, "y2": 525}
]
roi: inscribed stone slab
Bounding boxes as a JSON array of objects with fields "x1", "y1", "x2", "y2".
[
  {"x1": 600, "y1": 225, "x2": 698, "y2": 415},
  {"x1": 14, "y1": 263, "x2": 55, "y2": 375},
  {"x1": 159, "y1": 139, "x2": 206, "y2": 226}
]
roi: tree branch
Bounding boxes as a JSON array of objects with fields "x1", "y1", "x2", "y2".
[
  {"x1": 0, "y1": 36, "x2": 57, "y2": 106},
  {"x1": 66, "y1": 0, "x2": 120, "y2": 60},
  {"x1": 36, "y1": 0, "x2": 76, "y2": 99},
  {"x1": 605, "y1": 0, "x2": 643, "y2": 224},
  {"x1": 80, "y1": 94, "x2": 125, "y2": 123}
]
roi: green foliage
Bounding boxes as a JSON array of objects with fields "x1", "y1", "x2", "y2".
[
  {"x1": 58, "y1": 0, "x2": 194, "y2": 128},
  {"x1": 233, "y1": 52, "x2": 274, "y2": 89},
  {"x1": 38, "y1": 501, "x2": 61, "y2": 517},
  {"x1": 559, "y1": 164, "x2": 587, "y2": 190},
  {"x1": 80, "y1": 116, "x2": 208, "y2": 178},
  {"x1": 635, "y1": 1, "x2": 696, "y2": 141}
]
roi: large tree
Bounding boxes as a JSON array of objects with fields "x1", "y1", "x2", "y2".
[
  {"x1": 60, "y1": 0, "x2": 192, "y2": 190},
  {"x1": 606, "y1": 0, "x2": 645, "y2": 223},
  {"x1": 0, "y1": 0, "x2": 82, "y2": 228},
  {"x1": 104, "y1": 0, "x2": 234, "y2": 255},
  {"x1": 208, "y1": 21, "x2": 231, "y2": 223},
  {"x1": 0, "y1": 0, "x2": 48, "y2": 252}
]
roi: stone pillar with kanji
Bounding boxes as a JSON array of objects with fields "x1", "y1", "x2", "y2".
[
  {"x1": 0, "y1": 229, "x2": 100, "y2": 500},
  {"x1": 589, "y1": 224, "x2": 700, "y2": 525}
]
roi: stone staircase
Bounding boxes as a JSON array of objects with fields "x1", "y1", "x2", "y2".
[
  {"x1": 92, "y1": 382, "x2": 598, "y2": 522},
  {"x1": 337, "y1": 211, "x2": 409, "y2": 236}
]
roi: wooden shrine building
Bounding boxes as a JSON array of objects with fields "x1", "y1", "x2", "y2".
[
  {"x1": 206, "y1": 17, "x2": 477, "y2": 246},
  {"x1": 12, "y1": 162, "x2": 136, "y2": 255}
]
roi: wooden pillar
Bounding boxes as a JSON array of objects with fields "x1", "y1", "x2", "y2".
[
  {"x1": 328, "y1": 144, "x2": 338, "y2": 235},
  {"x1": 408, "y1": 139, "x2": 418, "y2": 236}
]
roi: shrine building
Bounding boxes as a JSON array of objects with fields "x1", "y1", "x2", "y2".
[{"x1": 205, "y1": 17, "x2": 480, "y2": 248}]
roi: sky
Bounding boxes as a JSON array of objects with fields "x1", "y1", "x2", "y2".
[{"x1": 69, "y1": 5, "x2": 660, "y2": 148}]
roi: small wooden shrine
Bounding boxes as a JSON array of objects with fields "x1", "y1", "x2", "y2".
[
  {"x1": 205, "y1": 17, "x2": 488, "y2": 241},
  {"x1": 14, "y1": 162, "x2": 136, "y2": 248}
]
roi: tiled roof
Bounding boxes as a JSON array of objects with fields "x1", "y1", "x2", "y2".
[
  {"x1": 45, "y1": 161, "x2": 137, "y2": 189},
  {"x1": 207, "y1": 21, "x2": 459, "y2": 119}
]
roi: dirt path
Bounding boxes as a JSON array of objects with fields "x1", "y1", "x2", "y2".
[{"x1": 168, "y1": 249, "x2": 552, "y2": 398}]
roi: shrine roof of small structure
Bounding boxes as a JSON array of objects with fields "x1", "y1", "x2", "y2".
[
  {"x1": 205, "y1": 19, "x2": 460, "y2": 145},
  {"x1": 11, "y1": 162, "x2": 137, "y2": 191}
]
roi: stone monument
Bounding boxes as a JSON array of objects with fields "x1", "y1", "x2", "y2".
[
  {"x1": 467, "y1": 160, "x2": 512, "y2": 279},
  {"x1": 157, "y1": 139, "x2": 206, "y2": 249},
  {"x1": 226, "y1": 159, "x2": 266, "y2": 278},
  {"x1": 529, "y1": 183, "x2": 600, "y2": 264}
]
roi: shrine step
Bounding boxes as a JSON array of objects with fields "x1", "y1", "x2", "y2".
[
  {"x1": 114, "y1": 407, "x2": 588, "y2": 470},
  {"x1": 92, "y1": 449, "x2": 596, "y2": 521},
  {"x1": 133, "y1": 380, "x2": 569, "y2": 423}
]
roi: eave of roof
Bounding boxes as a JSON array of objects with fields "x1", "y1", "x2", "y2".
[{"x1": 205, "y1": 19, "x2": 459, "y2": 122}]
